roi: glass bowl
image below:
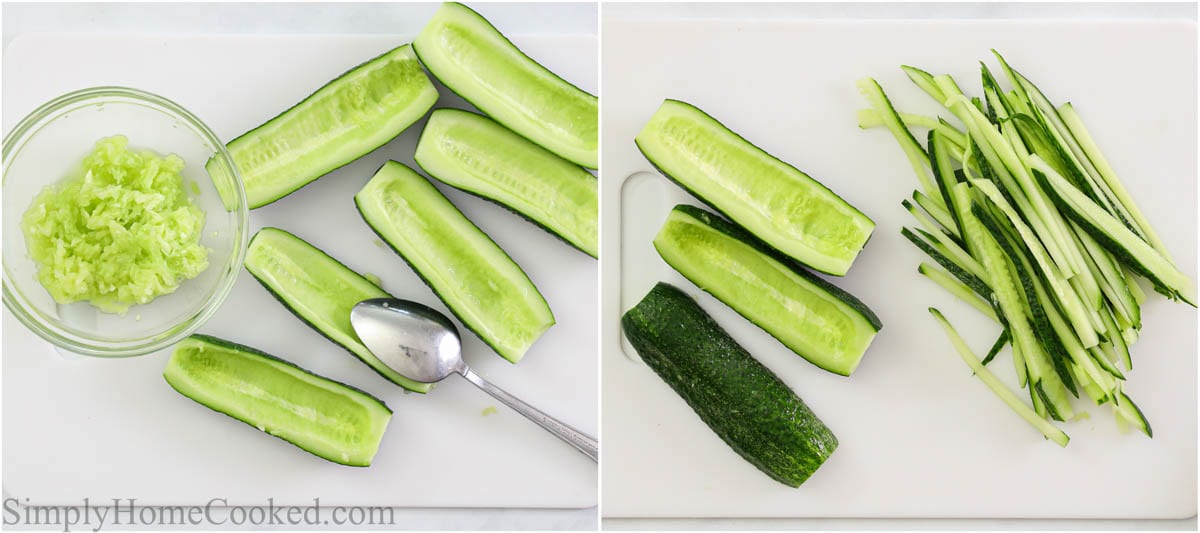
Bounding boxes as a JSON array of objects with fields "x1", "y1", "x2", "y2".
[{"x1": 3, "y1": 87, "x2": 248, "y2": 357}]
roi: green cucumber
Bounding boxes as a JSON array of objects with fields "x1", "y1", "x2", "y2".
[
  {"x1": 164, "y1": 335, "x2": 393, "y2": 466},
  {"x1": 929, "y1": 308, "x2": 1069, "y2": 447},
  {"x1": 244, "y1": 228, "x2": 431, "y2": 393},
  {"x1": 1029, "y1": 156, "x2": 1195, "y2": 305},
  {"x1": 355, "y1": 161, "x2": 554, "y2": 363},
  {"x1": 215, "y1": 43, "x2": 438, "y2": 209},
  {"x1": 414, "y1": 108, "x2": 598, "y2": 257},
  {"x1": 655, "y1": 205, "x2": 881, "y2": 376},
  {"x1": 621, "y1": 282, "x2": 839, "y2": 487},
  {"x1": 636, "y1": 99, "x2": 875, "y2": 276},
  {"x1": 414, "y1": 2, "x2": 597, "y2": 168}
]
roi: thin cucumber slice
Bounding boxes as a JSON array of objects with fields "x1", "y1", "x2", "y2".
[
  {"x1": 1113, "y1": 388, "x2": 1153, "y2": 438},
  {"x1": 856, "y1": 108, "x2": 968, "y2": 151},
  {"x1": 355, "y1": 161, "x2": 554, "y2": 363},
  {"x1": 1029, "y1": 156, "x2": 1196, "y2": 305},
  {"x1": 414, "y1": 2, "x2": 598, "y2": 168},
  {"x1": 903, "y1": 199, "x2": 957, "y2": 244},
  {"x1": 913, "y1": 190, "x2": 958, "y2": 236},
  {"x1": 929, "y1": 308, "x2": 1069, "y2": 447},
  {"x1": 983, "y1": 330, "x2": 1010, "y2": 366},
  {"x1": 216, "y1": 43, "x2": 438, "y2": 209},
  {"x1": 918, "y1": 262, "x2": 997, "y2": 322},
  {"x1": 164, "y1": 335, "x2": 393, "y2": 466},
  {"x1": 1075, "y1": 226, "x2": 1141, "y2": 329},
  {"x1": 902, "y1": 228, "x2": 990, "y2": 299},
  {"x1": 856, "y1": 78, "x2": 939, "y2": 206},
  {"x1": 930, "y1": 131, "x2": 966, "y2": 238},
  {"x1": 901, "y1": 65, "x2": 946, "y2": 104},
  {"x1": 637, "y1": 99, "x2": 875, "y2": 276},
  {"x1": 952, "y1": 183, "x2": 1033, "y2": 388},
  {"x1": 655, "y1": 205, "x2": 881, "y2": 376},
  {"x1": 622, "y1": 282, "x2": 839, "y2": 487},
  {"x1": 414, "y1": 108, "x2": 598, "y2": 257},
  {"x1": 244, "y1": 228, "x2": 432, "y2": 393},
  {"x1": 1059, "y1": 103, "x2": 1172, "y2": 262}
]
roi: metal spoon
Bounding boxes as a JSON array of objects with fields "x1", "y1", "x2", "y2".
[{"x1": 350, "y1": 298, "x2": 598, "y2": 462}]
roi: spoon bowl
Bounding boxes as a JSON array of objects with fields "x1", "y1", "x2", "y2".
[
  {"x1": 350, "y1": 297, "x2": 598, "y2": 461},
  {"x1": 351, "y1": 298, "x2": 463, "y2": 383}
]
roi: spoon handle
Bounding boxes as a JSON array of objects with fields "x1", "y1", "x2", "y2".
[{"x1": 460, "y1": 368, "x2": 598, "y2": 462}]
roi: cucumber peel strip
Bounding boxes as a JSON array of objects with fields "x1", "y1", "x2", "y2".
[{"x1": 930, "y1": 308, "x2": 1070, "y2": 447}]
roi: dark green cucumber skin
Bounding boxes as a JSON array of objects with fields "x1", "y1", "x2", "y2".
[
  {"x1": 1030, "y1": 168, "x2": 1191, "y2": 305},
  {"x1": 353, "y1": 162, "x2": 549, "y2": 363},
  {"x1": 413, "y1": 109, "x2": 597, "y2": 259},
  {"x1": 972, "y1": 202, "x2": 1078, "y2": 398},
  {"x1": 669, "y1": 204, "x2": 881, "y2": 332},
  {"x1": 164, "y1": 334, "x2": 391, "y2": 467},
  {"x1": 217, "y1": 43, "x2": 432, "y2": 209},
  {"x1": 244, "y1": 228, "x2": 428, "y2": 393},
  {"x1": 622, "y1": 282, "x2": 838, "y2": 488},
  {"x1": 412, "y1": 2, "x2": 598, "y2": 170},
  {"x1": 636, "y1": 100, "x2": 874, "y2": 276},
  {"x1": 901, "y1": 227, "x2": 991, "y2": 300}
]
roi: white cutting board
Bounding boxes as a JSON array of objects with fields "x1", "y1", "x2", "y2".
[
  {"x1": 2, "y1": 30, "x2": 597, "y2": 508},
  {"x1": 600, "y1": 17, "x2": 1197, "y2": 519}
]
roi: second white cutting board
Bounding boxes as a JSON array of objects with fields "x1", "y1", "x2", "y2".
[
  {"x1": 3, "y1": 21, "x2": 597, "y2": 508},
  {"x1": 600, "y1": 11, "x2": 1197, "y2": 519}
]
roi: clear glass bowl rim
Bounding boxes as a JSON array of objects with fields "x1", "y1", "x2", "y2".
[{"x1": 2, "y1": 85, "x2": 249, "y2": 357}]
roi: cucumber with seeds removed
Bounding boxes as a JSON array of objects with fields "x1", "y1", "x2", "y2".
[
  {"x1": 355, "y1": 161, "x2": 554, "y2": 363},
  {"x1": 655, "y1": 205, "x2": 882, "y2": 376},
  {"x1": 414, "y1": 2, "x2": 598, "y2": 168},
  {"x1": 244, "y1": 227, "x2": 432, "y2": 393},
  {"x1": 415, "y1": 108, "x2": 598, "y2": 257},
  {"x1": 214, "y1": 43, "x2": 438, "y2": 209},
  {"x1": 622, "y1": 282, "x2": 839, "y2": 487},
  {"x1": 636, "y1": 99, "x2": 875, "y2": 276},
  {"x1": 164, "y1": 335, "x2": 393, "y2": 466}
]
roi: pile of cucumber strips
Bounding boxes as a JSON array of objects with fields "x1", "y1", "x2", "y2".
[
  {"x1": 167, "y1": 2, "x2": 597, "y2": 466},
  {"x1": 623, "y1": 100, "x2": 882, "y2": 486},
  {"x1": 858, "y1": 51, "x2": 1194, "y2": 446}
]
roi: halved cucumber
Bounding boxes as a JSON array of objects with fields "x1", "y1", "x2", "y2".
[
  {"x1": 636, "y1": 99, "x2": 875, "y2": 276},
  {"x1": 164, "y1": 335, "x2": 393, "y2": 466},
  {"x1": 622, "y1": 282, "x2": 839, "y2": 487},
  {"x1": 414, "y1": 2, "x2": 598, "y2": 168},
  {"x1": 355, "y1": 161, "x2": 554, "y2": 363},
  {"x1": 214, "y1": 43, "x2": 438, "y2": 209},
  {"x1": 654, "y1": 205, "x2": 881, "y2": 376},
  {"x1": 244, "y1": 227, "x2": 432, "y2": 393},
  {"x1": 414, "y1": 108, "x2": 598, "y2": 257}
]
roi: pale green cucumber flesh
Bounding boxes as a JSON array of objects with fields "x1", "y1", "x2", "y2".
[
  {"x1": 164, "y1": 334, "x2": 393, "y2": 466},
  {"x1": 413, "y1": 2, "x2": 597, "y2": 168},
  {"x1": 215, "y1": 43, "x2": 438, "y2": 209},
  {"x1": 355, "y1": 161, "x2": 554, "y2": 363},
  {"x1": 244, "y1": 227, "x2": 432, "y2": 393},
  {"x1": 637, "y1": 99, "x2": 875, "y2": 276},
  {"x1": 654, "y1": 205, "x2": 881, "y2": 376},
  {"x1": 414, "y1": 108, "x2": 597, "y2": 257}
]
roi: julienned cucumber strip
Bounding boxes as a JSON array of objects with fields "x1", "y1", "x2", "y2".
[
  {"x1": 414, "y1": 108, "x2": 598, "y2": 257},
  {"x1": 216, "y1": 43, "x2": 438, "y2": 209},
  {"x1": 929, "y1": 308, "x2": 1069, "y2": 447},
  {"x1": 636, "y1": 99, "x2": 875, "y2": 276},
  {"x1": 414, "y1": 2, "x2": 598, "y2": 168},
  {"x1": 655, "y1": 205, "x2": 882, "y2": 376},
  {"x1": 164, "y1": 335, "x2": 393, "y2": 467},
  {"x1": 355, "y1": 161, "x2": 554, "y2": 363},
  {"x1": 1057, "y1": 103, "x2": 1173, "y2": 264},
  {"x1": 622, "y1": 282, "x2": 839, "y2": 487},
  {"x1": 1029, "y1": 156, "x2": 1195, "y2": 305},
  {"x1": 244, "y1": 228, "x2": 432, "y2": 393},
  {"x1": 866, "y1": 52, "x2": 1191, "y2": 442},
  {"x1": 856, "y1": 78, "x2": 939, "y2": 206}
]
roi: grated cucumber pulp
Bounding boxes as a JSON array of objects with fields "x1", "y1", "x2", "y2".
[{"x1": 21, "y1": 135, "x2": 210, "y2": 314}]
